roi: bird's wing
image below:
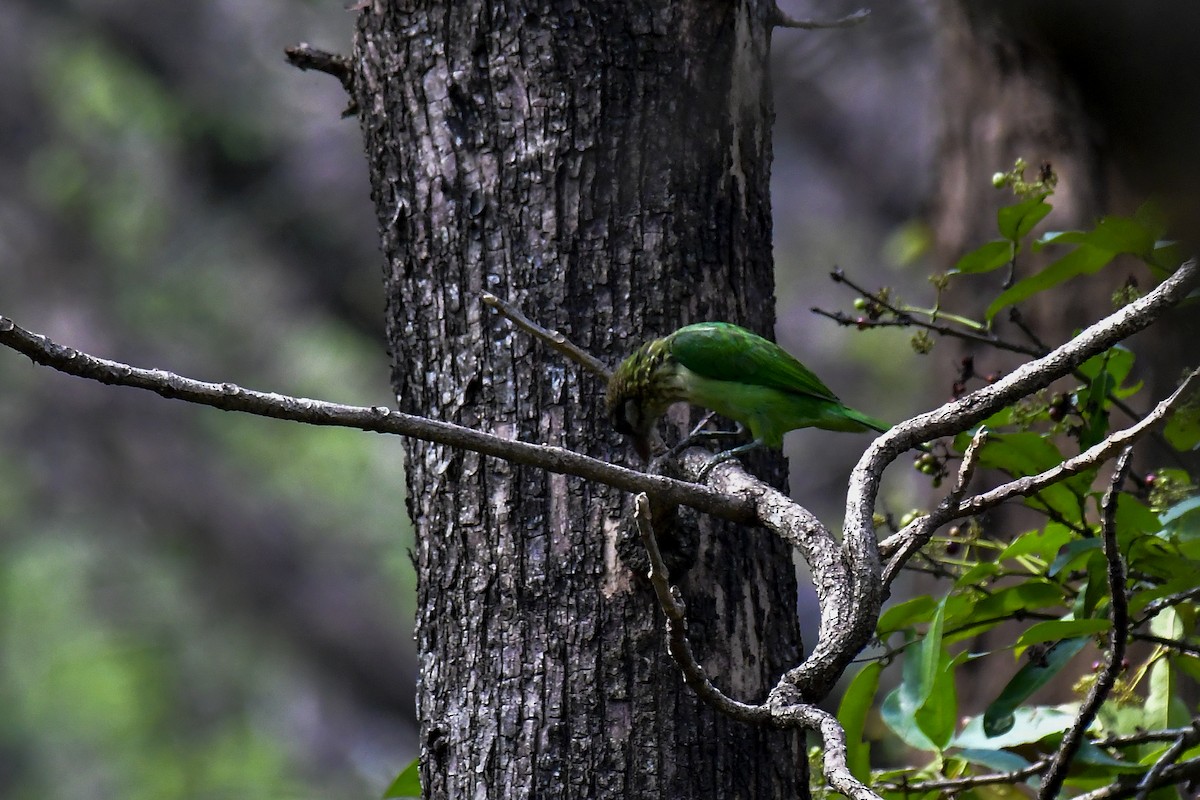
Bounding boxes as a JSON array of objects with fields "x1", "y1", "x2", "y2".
[{"x1": 668, "y1": 322, "x2": 841, "y2": 402}]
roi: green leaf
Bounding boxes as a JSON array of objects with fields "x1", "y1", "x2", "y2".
[
  {"x1": 1164, "y1": 399, "x2": 1200, "y2": 451},
  {"x1": 982, "y1": 638, "x2": 1089, "y2": 736},
  {"x1": 906, "y1": 598, "x2": 947, "y2": 710},
  {"x1": 998, "y1": 196, "x2": 1053, "y2": 241},
  {"x1": 986, "y1": 245, "x2": 1116, "y2": 321},
  {"x1": 1129, "y1": 575, "x2": 1200, "y2": 618},
  {"x1": 838, "y1": 662, "x2": 883, "y2": 781},
  {"x1": 1078, "y1": 549, "x2": 1108, "y2": 619},
  {"x1": 954, "y1": 560, "x2": 1000, "y2": 589},
  {"x1": 878, "y1": 595, "x2": 938, "y2": 635},
  {"x1": 976, "y1": 433, "x2": 1066, "y2": 477},
  {"x1": 1078, "y1": 346, "x2": 1135, "y2": 391},
  {"x1": 1036, "y1": 229, "x2": 1088, "y2": 248},
  {"x1": 1014, "y1": 619, "x2": 1110, "y2": 654},
  {"x1": 914, "y1": 649, "x2": 959, "y2": 750},
  {"x1": 944, "y1": 582, "x2": 1066, "y2": 643},
  {"x1": 955, "y1": 748, "x2": 1033, "y2": 775},
  {"x1": 384, "y1": 758, "x2": 421, "y2": 799},
  {"x1": 881, "y1": 684, "x2": 939, "y2": 752},
  {"x1": 1082, "y1": 214, "x2": 1158, "y2": 256},
  {"x1": 1161, "y1": 495, "x2": 1200, "y2": 534},
  {"x1": 1173, "y1": 653, "x2": 1200, "y2": 683},
  {"x1": 958, "y1": 705, "x2": 1078, "y2": 749},
  {"x1": 1115, "y1": 496, "x2": 1163, "y2": 542},
  {"x1": 1074, "y1": 740, "x2": 1144, "y2": 772},
  {"x1": 882, "y1": 607, "x2": 955, "y2": 754},
  {"x1": 1146, "y1": 610, "x2": 1189, "y2": 730},
  {"x1": 1037, "y1": 214, "x2": 1160, "y2": 258},
  {"x1": 1148, "y1": 240, "x2": 1186, "y2": 273},
  {"x1": 999, "y1": 525, "x2": 1074, "y2": 564},
  {"x1": 1049, "y1": 539, "x2": 1102, "y2": 577},
  {"x1": 953, "y1": 240, "x2": 1014, "y2": 274}
]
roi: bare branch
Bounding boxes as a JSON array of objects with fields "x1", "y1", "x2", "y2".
[
  {"x1": 633, "y1": 494, "x2": 770, "y2": 723},
  {"x1": 883, "y1": 761, "x2": 1046, "y2": 793},
  {"x1": 1039, "y1": 447, "x2": 1133, "y2": 800},
  {"x1": 881, "y1": 426, "x2": 987, "y2": 585},
  {"x1": 770, "y1": 704, "x2": 884, "y2": 800},
  {"x1": 0, "y1": 316, "x2": 753, "y2": 524},
  {"x1": 771, "y1": 6, "x2": 869, "y2": 30},
  {"x1": 1135, "y1": 721, "x2": 1200, "y2": 800},
  {"x1": 1072, "y1": 755, "x2": 1200, "y2": 800},
  {"x1": 283, "y1": 43, "x2": 357, "y2": 117},
  {"x1": 958, "y1": 368, "x2": 1198, "y2": 518},
  {"x1": 1129, "y1": 632, "x2": 1200, "y2": 657},
  {"x1": 482, "y1": 293, "x2": 611, "y2": 379},
  {"x1": 878, "y1": 364, "x2": 1200, "y2": 581},
  {"x1": 1137, "y1": 586, "x2": 1200, "y2": 625},
  {"x1": 1103, "y1": 722, "x2": 1200, "y2": 749}
]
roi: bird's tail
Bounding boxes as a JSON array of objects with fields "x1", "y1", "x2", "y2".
[{"x1": 843, "y1": 407, "x2": 891, "y2": 434}]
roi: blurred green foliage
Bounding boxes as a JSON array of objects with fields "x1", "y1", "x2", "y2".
[{"x1": 1, "y1": 2, "x2": 415, "y2": 798}]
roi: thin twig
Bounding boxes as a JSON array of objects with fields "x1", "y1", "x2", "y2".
[
  {"x1": 283, "y1": 43, "x2": 357, "y2": 117},
  {"x1": 0, "y1": 316, "x2": 753, "y2": 524},
  {"x1": 881, "y1": 426, "x2": 988, "y2": 585},
  {"x1": 878, "y1": 367, "x2": 1200, "y2": 574},
  {"x1": 883, "y1": 760, "x2": 1046, "y2": 793},
  {"x1": 822, "y1": 267, "x2": 1043, "y2": 356},
  {"x1": 1136, "y1": 585, "x2": 1200, "y2": 625},
  {"x1": 813, "y1": 306, "x2": 1043, "y2": 357},
  {"x1": 1135, "y1": 721, "x2": 1200, "y2": 800},
  {"x1": 1129, "y1": 632, "x2": 1200, "y2": 658},
  {"x1": 482, "y1": 293, "x2": 611, "y2": 379},
  {"x1": 771, "y1": 6, "x2": 869, "y2": 30},
  {"x1": 1038, "y1": 447, "x2": 1133, "y2": 800},
  {"x1": 1102, "y1": 722, "x2": 1200, "y2": 749},
  {"x1": 632, "y1": 494, "x2": 770, "y2": 722},
  {"x1": 1072, "y1": 755, "x2": 1200, "y2": 800}
]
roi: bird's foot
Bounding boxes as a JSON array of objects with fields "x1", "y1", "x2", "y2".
[
  {"x1": 668, "y1": 419, "x2": 747, "y2": 459},
  {"x1": 695, "y1": 439, "x2": 765, "y2": 481}
]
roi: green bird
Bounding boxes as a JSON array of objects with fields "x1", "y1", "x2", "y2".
[{"x1": 606, "y1": 322, "x2": 889, "y2": 466}]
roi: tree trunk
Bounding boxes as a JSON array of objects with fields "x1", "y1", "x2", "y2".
[{"x1": 352, "y1": 2, "x2": 803, "y2": 797}]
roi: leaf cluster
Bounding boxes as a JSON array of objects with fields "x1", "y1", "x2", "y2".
[{"x1": 833, "y1": 163, "x2": 1200, "y2": 798}]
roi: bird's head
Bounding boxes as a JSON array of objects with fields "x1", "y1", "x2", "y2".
[{"x1": 605, "y1": 339, "x2": 678, "y2": 461}]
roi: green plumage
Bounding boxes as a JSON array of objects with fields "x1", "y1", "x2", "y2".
[{"x1": 606, "y1": 322, "x2": 887, "y2": 460}]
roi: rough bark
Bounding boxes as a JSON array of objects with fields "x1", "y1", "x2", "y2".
[{"x1": 352, "y1": 2, "x2": 802, "y2": 797}]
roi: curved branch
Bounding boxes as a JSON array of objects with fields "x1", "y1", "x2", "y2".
[
  {"x1": 794, "y1": 258, "x2": 1200, "y2": 703},
  {"x1": 771, "y1": 704, "x2": 883, "y2": 800},
  {"x1": 632, "y1": 493, "x2": 771, "y2": 723}
]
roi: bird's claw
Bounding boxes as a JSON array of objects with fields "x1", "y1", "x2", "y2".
[
  {"x1": 694, "y1": 438, "x2": 766, "y2": 482},
  {"x1": 668, "y1": 419, "x2": 747, "y2": 460}
]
